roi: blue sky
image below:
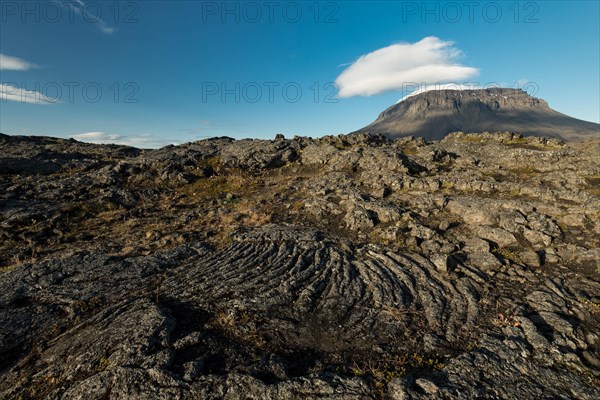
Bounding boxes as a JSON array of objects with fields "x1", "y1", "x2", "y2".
[{"x1": 1, "y1": 0, "x2": 599, "y2": 147}]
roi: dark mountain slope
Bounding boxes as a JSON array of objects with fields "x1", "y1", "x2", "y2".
[{"x1": 355, "y1": 88, "x2": 600, "y2": 141}]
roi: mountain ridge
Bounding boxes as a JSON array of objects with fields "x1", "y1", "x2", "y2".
[{"x1": 355, "y1": 88, "x2": 600, "y2": 141}]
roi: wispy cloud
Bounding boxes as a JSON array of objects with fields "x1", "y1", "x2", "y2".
[
  {"x1": 72, "y1": 132, "x2": 122, "y2": 141},
  {"x1": 179, "y1": 120, "x2": 247, "y2": 138},
  {"x1": 0, "y1": 54, "x2": 38, "y2": 71},
  {"x1": 0, "y1": 84, "x2": 58, "y2": 104},
  {"x1": 71, "y1": 132, "x2": 178, "y2": 149},
  {"x1": 335, "y1": 36, "x2": 479, "y2": 98},
  {"x1": 62, "y1": 0, "x2": 117, "y2": 35}
]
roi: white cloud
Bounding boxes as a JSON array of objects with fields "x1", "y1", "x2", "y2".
[
  {"x1": 99, "y1": 25, "x2": 116, "y2": 35},
  {"x1": 71, "y1": 132, "x2": 178, "y2": 149},
  {"x1": 72, "y1": 132, "x2": 122, "y2": 141},
  {"x1": 335, "y1": 36, "x2": 479, "y2": 98},
  {"x1": 0, "y1": 84, "x2": 58, "y2": 104},
  {"x1": 0, "y1": 54, "x2": 38, "y2": 71},
  {"x1": 179, "y1": 120, "x2": 246, "y2": 137},
  {"x1": 62, "y1": 0, "x2": 117, "y2": 35}
]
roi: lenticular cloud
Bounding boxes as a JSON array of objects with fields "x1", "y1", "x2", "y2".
[{"x1": 335, "y1": 36, "x2": 479, "y2": 98}]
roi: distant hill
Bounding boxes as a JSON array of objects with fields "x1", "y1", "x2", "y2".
[{"x1": 354, "y1": 88, "x2": 600, "y2": 141}]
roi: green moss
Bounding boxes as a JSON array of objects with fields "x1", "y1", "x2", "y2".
[
  {"x1": 492, "y1": 247, "x2": 520, "y2": 263},
  {"x1": 95, "y1": 357, "x2": 111, "y2": 372},
  {"x1": 506, "y1": 137, "x2": 528, "y2": 144},
  {"x1": 199, "y1": 156, "x2": 223, "y2": 173},
  {"x1": 458, "y1": 136, "x2": 484, "y2": 143},
  {"x1": 508, "y1": 165, "x2": 537, "y2": 177},
  {"x1": 441, "y1": 181, "x2": 455, "y2": 190},
  {"x1": 347, "y1": 353, "x2": 445, "y2": 398},
  {"x1": 504, "y1": 138, "x2": 563, "y2": 151},
  {"x1": 0, "y1": 264, "x2": 20, "y2": 274},
  {"x1": 179, "y1": 172, "x2": 258, "y2": 202},
  {"x1": 400, "y1": 145, "x2": 419, "y2": 155},
  {"x1": 584, "y1": 175, "x2": 600, "y2": 197},
  {"x1": 580, "y1": 299, "x2": 600, "y2": 313}
]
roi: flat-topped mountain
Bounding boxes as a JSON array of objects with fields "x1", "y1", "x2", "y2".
[{"x1": 355, "y1": 88, "x2": 600, "y2": 141}]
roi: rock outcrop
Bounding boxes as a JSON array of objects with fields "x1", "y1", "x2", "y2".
[
  {"x1": 354, "y1": 88, "x2": 600, "y2": 141},
  {"x1": 1, "y1": 132, "x2": 599, "y2": 399}
]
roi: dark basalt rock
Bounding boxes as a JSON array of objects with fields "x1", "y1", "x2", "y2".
[{"x1": 0, "y1": 132, "x2": 599, "y2": 399}]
